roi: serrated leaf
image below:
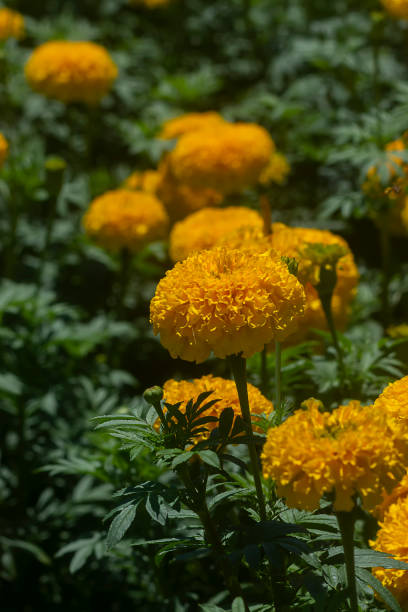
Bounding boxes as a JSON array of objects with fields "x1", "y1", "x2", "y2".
[
  {"x1": 107, "y1": 504, "x2": 137, "y2": 549},
  {"x1": 197, "y1": 450, "x2": 220, "y2": 469},
  {"x1": 171, "y1": 451, "x2": 194, "y2": 469},
  {"x1": 356, "y1": 568, "x2": 402, "y2": 612}
]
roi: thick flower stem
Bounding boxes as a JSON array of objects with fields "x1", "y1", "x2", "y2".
[
  {"x1": 379, "y1": 224, "x2": 391, "y2": 327},
  {"x1": 230, "y1": 354, "x2": 267, "y2": 522},
  {"x1": 320, "y1": 293, "x2": 346, "y2": 383},
  {"x1": 336, "y1": 511, "x2": 358, "y2": 612},
  {"x1": 274, "y1": 341, "x2": 282, "y2": 421}
]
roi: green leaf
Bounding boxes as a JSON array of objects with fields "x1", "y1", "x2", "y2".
[
  {"x1": 231, "y1": 597, "x2": 246, "y2": 612},
  {"x1": 197, "y1": 450, "x2": 221, "y2": 469},
  {"x1": 0, "y1": 373, "x2": 23, "y2": 396},
  {"x1": 356, "y1": 568, "x2": 402, "y2": 612},
  {"x1": 171, "y1": 451, "x2": 194, "y2": 469},
  {"x1": 355, "y1": 549, "x2": 408, "y2": 570},
  {"x1": 106, "y1": 504, "x2": 138, "y2": 549}
]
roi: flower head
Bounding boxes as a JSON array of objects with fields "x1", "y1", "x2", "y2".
[
  {"x1": 381, "y1": 0, "x2": 408, "y2": 19},
  {"x1": 262, "y1": 399, "x2": 403, "y2": 512},
  {"x1": 150, "y1": 246, "x2": 305, "y2": 363},
  {"x1": 169, "y1": 206, "x2": 263, "y2": 262},
  {"x1": 159, "y1": 112, "x2": 226, "y2": 140},
  {"x1": 259, "y1": 152, "x2": 291, "y2": 186},
  {"x1": 373, "y1": 375, "x2": 408, "y2": 430},
  {"x1": 0, "y1": 132, "x2": 8, "y2": 168},
  {"x1": 163, "y1": 374, "x2": 273, "y2": 438},
  {"x1": 156, "y1": 156, "x2": 223, "y2": 223},
  {"x1": 25, "y1": 41, "x2": 118, "y2": 104},
  {"x1": 170, "y1": 122, "x2": 274, "y2": 194},
  {"x1": 371, "y1": 495, "x2": 408, "y2": 607},
  {"x1": 123, "y1": 170, "x2": 161, "y2": 193},
  {"x1": 0, "y1": 8, "x2": 24, "y2": 40},
  {"x1": 83, "y1": 189, "x2": 169, "y2": 252}
]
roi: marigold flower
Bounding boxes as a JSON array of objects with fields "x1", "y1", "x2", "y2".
[
  {"x1": 163, "y1": 374, "x2": 273, "y2": 438},
  {"x1": 156, "y1": 156, "x2": 223, "y2": 223},
  {"x1": 169, "y1": 206, "x2": 263, "y2": 262},
  {"x1": 381, "y1": 0, "x2": 408, "y2": 18},
  {"x1": 387, "y1": 323, "x2": 408, "y2": 338},
  {"x1": 373, "y1": 375, "x2": 408, "y2": 430},
  {"x1": 259, "y1": 152, "x2": 290, "y2": 186},
  {"x1": 0, "y1": 132, "x2": 8, "y2": 168},
  {"x1": 371, "y1": 496, "x2": 408, "y2": 607},
  {"x1": 150, "y1": 246, "x2": 305, "y2": 363},
  {"x1": 123, "y1": 170, "x2": 161, "y2": 193},
  {"x1": 159, "y1": 112, "x2": 226, "y2": 140},
  {"x1": 221, "y1": 224, "x2": 358, "y2": 342},
  {"x1": 376, "y1": 470, "x2": 408, "y2": 519},
  {"x1": 262, "y1": 399, "x2": 404, "y2": 512},
  {"x1": 83, "y1": 189, "x2": 169, "y2": 252},
  {"x1": 0, "y1": 8, "x2": 24, "y2": 40},
  {"x1": 170, "y1": 123, "x2": 274, "y2": 194},
  {"x1": 25, "y1": 41, "x2": 118, "y2": 104}
]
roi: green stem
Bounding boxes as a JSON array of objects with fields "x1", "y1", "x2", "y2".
[
  {"x1": 4, "y1": 195, "x2": 18, "y2": 279},
  {"x1": 274, "y1": 341, "x2": 282, "y2": 421},
  {"x1": 336, "y1": 511, "x2": 358, "y2": 612},
  {"x1": 379, "y1": 224, "x2": 391, "y2": 327},
  {"x1": 320, "y1": 293, "x2": 346, "y2": 383},
  {"x1": 229, "y1": 354, "x2": 267, "y2": 521},
  {"x1": 114, "y1": 248, "x2": 133, "y2": 319},
  {"x1": 37, "y1": 197, "x2": 58, "y2": 285},
  {"x1": 260, "y1": 347, "x2": 267, "y2": 395}
]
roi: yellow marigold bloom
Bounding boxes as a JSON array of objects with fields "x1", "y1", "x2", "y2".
[
  {"x1": 163, "y1": 374, "x2": 273, "y2": 438},
  {"x1": 170, "y1": 123, "x2": 274, "y2": 194},
  {"x1": 83, "y1": 189, "x2": 169, "y2": 252},
  {"x1": 169, "y1": 206, "x2": 263, "y2": 262},
  {"x1": 25, "y1": 41, "x2": 118, "y2": 104},
  {"x1": 0, "y1": 8, "x2": 24, "y2": 40},
  {"x1": 259, "y1": 152, "x2": 290, "y2": 186},
  {"x1": 221, "y1": 224, "x2": 358, "y2": 341},
  {"x1": 123, "y1": 170, "x2": 161, "y2": 194},
  {"x1": 0, "y1": 132, "x2": 8, "y2": 168},
  {"x1": 371, "y1": 496, "x2": 408, "y2": 607},
  {"x1": 159, "y1": 112, "x2": 226, "y2": 140},
  {"x1": 262, "y1": 399, "x2": 403, "y2": 512},
  {"x1": 156, "y1": 156, "x2": 223, "y2": 223},
  {"x1": 381, "y1": 0, "x2": 408, "y2": 18},
  {"x1": 150, "y1": 246, "x2": 306, "y2": 363},
  {"x1": 376, "y1": 470, "x2": 408, "y2": 520},
  {"x1": 374, "y1": 375, "x2": 408, "y2": 430}
]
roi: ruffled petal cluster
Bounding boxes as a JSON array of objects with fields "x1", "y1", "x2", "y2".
[
  {"x1": 373, "y1": 375, "x2": 408, "y2": 431},
  {"x1": 83, "y1": 189, "x2": 169, "y2": 252},
  {"x1": 169, "y1": 123, "x2": 274, "y2": 194},
  {"x1": 159, "y1": 112, "x2": 226, "y2": 140},
  {"x1": 123, "y1": 170, "x2": 161, "y2": 193},
  {"x1": 0, "y1": 8, "x2": 24, "y2": 40},
  {"x1": 0, "y1": 132, "x2": 8, "y2": 168},
  {"x1": 262, "y1": 399, "x2": 404, "y2": 512},
  {"x1": 381, "y1": 0, "x2": 408, "y2": 18},
  {"x1": 150, "y1": 246, "x2": 306, "y2": 363},
  {"x1": 25, "y1": 41, "x2": 118, "y2": 104},
  {"x1": 156, "y1": 156, "x2": 223, "y2": 223},
  {"x1": 371, "y1": 496, "x2": 408, "y2": 608},
  {"x1": 221, "y1": 223, "x2": 358, "y2": 342},
  {"x1": 163, "y1": 374, "x2": 273, "y2": 438},
  {"x1": 169, "y1": 206, "x2": 263, "y2": 262},
  {"x1": 259, "y1": 152, "x2": 290, "y2": 186}
]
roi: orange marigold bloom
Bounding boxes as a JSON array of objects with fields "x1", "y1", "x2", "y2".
[
  {"x1": 259, "y1": 152, "x2": 291, "y2": 186},
  {"x1": 262, "y1": 399, "x2": 404, "y2": 512},
  {"x1": 123, "y1": 170, "x2": 161, "y2": 194},
  {"x1": 376, "y1": 470, "x2": 408, "y2": 520},
  {"x1": 0, "y1": 132, "x2": 8, "y2": 168},
  {"x1": 163, "y1": 374, "x2": 273, "y2": 438},
  {"x1": 170, "y1": 123, "x2": 274, "y2": 194},
  {"x1": 159, "y1": 112, "x2": 226, "y2": 140},
  {"x1": 150, "y1": 246, "x2": 305, "y2": 363},
  {"x1": 0, "y1": 8, "x2": 24, "y2": 40},
  {"x1": 156, "y1": 156, "x2": 223, "y2": 223},
  {"x1": 169, "y1": 206, "x2": 263, "y2": 262},
  {"x1": 371, "y1": 496, "x2": 408, "y2": 607},
  {"x1": 373, "y1": 375, "x2": 408, "y2": 432},
  {"x1": 25, "y1": 41, "x2": 118, "y2": 104},
  {"x1": 83, "y1": 189, "x2": 169, "y2": 252},
  {"x1": 381, "y1": 0, "x2": 408, "y2": 18}
]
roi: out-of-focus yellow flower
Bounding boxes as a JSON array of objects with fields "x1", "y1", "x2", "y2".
[
  {"x1": 371, "y1": 495, "x2": 408, "y2": 607},
  {"x1": 259, "y1": 152, "x2": 290, "y2": 186},
  {"x1": 262, "y1": 398, "x2": 404, "y2": 512},
  {"x1": 221, "y1": 223, "x2": 358, "y2": 342},
  {"x1": 156, "y1": 156, "x2": 223, "y2": 223},
  {"x1": 25, "y1": 41, "x2": 118, "y2": 104},
  {"x1": 381, "y1": 0, "x2": 408, "y2": 18},
  {"x1": 83, "y1": 189, "x2": 169, "y2": 252},
  {"x1": 150, "y1": 246, "x2": 305, "y2": 363},
  {"x1": 122, "y1": 170, "x2": 161, "y2": 194},
  {"x1": 0, "y1": 8, "x2": 24, "y2": 40},
  {"x1": 387, "y1": 323, "x2": 408, "y2": 338},
  {"x1": 130, "y1": 0, "x2": 172, "y2": 8},
  {"x1": 159, "y1": 112, "x2": 226, "y2": 140},
  {"x1": 163, "y1": 374, "x2": 273, "y2": 438},
  {"x1": 169, "y1": 206, "x2": 263, "y2": 262},
  {"x1": 0, "y1": 132, "x2": 8, "y2": 168},
  {"x1": 170, "y1": 123, "x2": 274, "y2": 194}
]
